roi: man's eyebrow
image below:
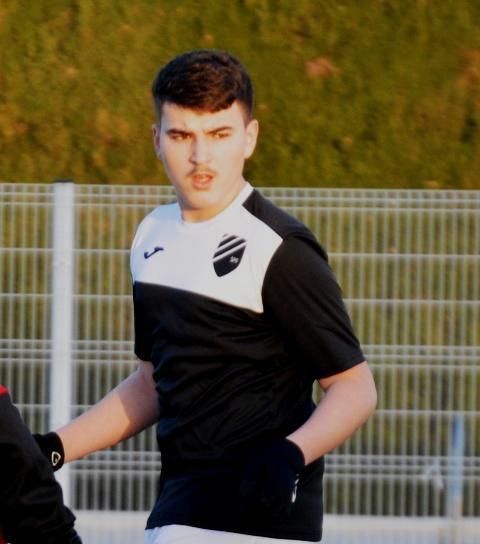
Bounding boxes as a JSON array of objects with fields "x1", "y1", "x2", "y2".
[
  {"x1": 166, "y1": 128, "x2": 192, "y2": 135},
  {"x1": 206, "y1": 125, "x2": 233, "y2": 133},
  {"x1": 166, "y1": 126, "x2": 234, "y2": 136}
]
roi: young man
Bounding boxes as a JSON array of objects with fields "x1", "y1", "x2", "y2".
[
  {"x1": 35, "y1": 50, "x2": 377, "y2": 543},
  {"x1": 0, "y1": 385, "x2": 82, "y2": 544}
]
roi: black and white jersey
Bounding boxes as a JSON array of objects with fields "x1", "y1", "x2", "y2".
[{"x1": 130, "y1": 183, "x2": 365, "y2": 541}]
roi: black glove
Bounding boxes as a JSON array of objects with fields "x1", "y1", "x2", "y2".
[
  {"x1": 33, "y1": 432, "x2": 65, "y2": 472},
  {"x1": 239, "y1": 438, "x2": 305, "y2": 519}
]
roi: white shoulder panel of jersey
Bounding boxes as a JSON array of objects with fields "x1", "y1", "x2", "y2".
[
  {"x1": 129, "y1": 203, "x2": 180, "y2": 275},
  {"x1": 130, "y1": 202, "x2": 282, "y2": 313}
]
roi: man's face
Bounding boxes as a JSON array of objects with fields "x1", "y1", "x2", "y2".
[{"x1": 153, "y1": 101, "x2": 259, "y2": 222}]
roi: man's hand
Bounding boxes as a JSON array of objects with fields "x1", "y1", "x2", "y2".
[
  {"x1": 239, "y1": 438, "x2": 305, "y2": 519},
  {"x1": 33, "y1": 432, "x2": 65, "y2": 472}
]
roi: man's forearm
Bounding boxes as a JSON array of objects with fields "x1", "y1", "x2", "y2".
[
  {"x1": 287, "y1": 361, "x2": 377, "y2": 465},
  {"x1": 56, "y1": 361, "x2": 159, "y2": 463}
]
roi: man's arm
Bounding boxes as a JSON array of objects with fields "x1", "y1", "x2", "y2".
[
  {"x1": 239, "y1": 362, "x2": 376, "y2": 519},
  {"x1": 56, "y1": 360, "x2": 159, "y2": 463},
  {"x1": 287, "y1": 361, "x2": 377, "y2": 464}
]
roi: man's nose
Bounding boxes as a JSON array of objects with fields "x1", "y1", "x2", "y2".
[{"x1": 190, "y1": 137, "x2": 211, "y2": 164}]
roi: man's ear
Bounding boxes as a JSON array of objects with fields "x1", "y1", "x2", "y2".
[
  {"x1": 152, "y1": 123, "x2": 162, "y2": 158},
  {"x1": 244, "y1": 119, "x2": 259, "y2": 159}
]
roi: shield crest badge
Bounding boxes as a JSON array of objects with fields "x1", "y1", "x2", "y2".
[{"x1": 213, "y1": 234, "x2": 247, "y2": 277}]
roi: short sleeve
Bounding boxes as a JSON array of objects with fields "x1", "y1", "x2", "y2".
[
  {"x1": 262, "y1": 233, "x2": 365, "y2": 379},
  {"x1": 132, "y1": 283, "x2": 154, "y2": 363},
  {"x1": 130, "y1": 216, "x2": 155, "y2": 363}
]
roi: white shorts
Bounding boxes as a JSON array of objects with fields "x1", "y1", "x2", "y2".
[{"x1": 144, "y1": 524, "x2": 319, "y2": 544}]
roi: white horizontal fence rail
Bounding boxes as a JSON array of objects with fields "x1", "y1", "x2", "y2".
[{"x1": 1, "y1": 182, "x2": 479, "y2": 544}]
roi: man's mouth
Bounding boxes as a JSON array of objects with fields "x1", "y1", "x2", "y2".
[{"x1": 190, "y1": 170, "x2": 215, "y2": 188}]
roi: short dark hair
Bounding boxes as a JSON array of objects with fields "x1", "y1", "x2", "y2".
[{"x1": 151, "y1": 50, "x2": 254, "y2": 120}]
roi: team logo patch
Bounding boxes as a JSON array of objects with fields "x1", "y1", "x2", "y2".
[{"x1": 213, "y1": 234, "x2": 247, "y2": 277}]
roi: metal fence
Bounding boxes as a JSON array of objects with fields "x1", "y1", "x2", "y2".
[{"x1": 1, "y1": 182, "x2": 479, "y2": 543}]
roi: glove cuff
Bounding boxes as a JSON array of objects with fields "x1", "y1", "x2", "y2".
[
  {"x1": 281, "y1": 438, "x2": 305, "y2": 471},
  {"x1": 33, "y1": 431, "x2": 65, "y2": 471}
]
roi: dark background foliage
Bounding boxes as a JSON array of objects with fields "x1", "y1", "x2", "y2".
[{"x1": 1, "y1": 0, "x2": 480, "y2": 188}]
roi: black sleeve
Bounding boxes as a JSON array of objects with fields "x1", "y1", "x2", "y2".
[
  {"x1": 132, "y1": 282, "x2": 153, "y2": 362},
  {"x1": 262, "y1": 234, "x2": 365, "y2": 379},
  {"x1": 0, "y1": 387, "x2": 81, "y2": 544}
]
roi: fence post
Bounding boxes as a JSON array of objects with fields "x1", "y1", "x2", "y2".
[
  {"x1": 445, "y1": 414, "x2": 465, "y2": 544},
  {"x1": 50, "y1": 179, "x2": 75, "y2": 504}
]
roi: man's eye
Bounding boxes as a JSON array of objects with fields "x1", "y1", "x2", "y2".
[
  {"x1": 212, "y1": 132, "x2": 230, "y2": 139},
  {"x1": 170, "y1": 133, "x2": 189, "y2": 141}
]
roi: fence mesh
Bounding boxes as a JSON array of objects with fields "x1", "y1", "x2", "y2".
[{"x1": 1, "y1": 183, "x2": 479, "y2": 523}]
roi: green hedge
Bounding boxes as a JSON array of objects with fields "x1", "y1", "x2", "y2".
[{"x1": 1, "y1": 0, "x2": 480, "y2": 188}]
